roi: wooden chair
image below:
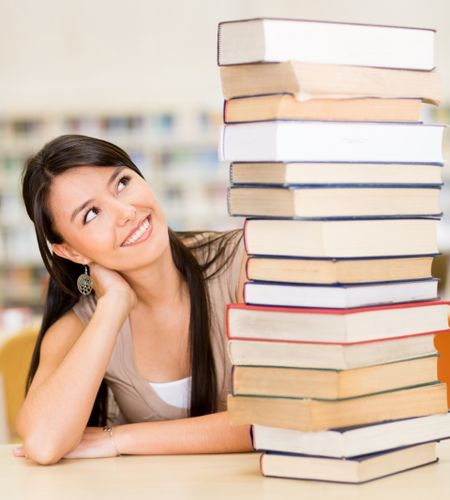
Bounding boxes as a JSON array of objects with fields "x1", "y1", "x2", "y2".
[{"x1": 0, "y1": 326, "x2": 38, "y2": 443}]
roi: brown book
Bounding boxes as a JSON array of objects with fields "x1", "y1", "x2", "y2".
[
  {"x1": 246, "y1": 255, "x2": 434, "y2": 284},
  {"x1": 220, "y1": 62, "x2": 441, "y2": 104},
  {"x1": 227, "y1": 382, "x2": 448, "y2": 431},
  {"x1": 230, "y1": 162, "x2": 444, "y2": 186},
  {"x1": 232, "y1": 356, "x2": 438, "y2": 400},
  {"x1": 224, "y1": 95, "x2": 422, "y2": 123},
  {"x1": 228, "y1": 185, "x2": 441, "y2": 218}
]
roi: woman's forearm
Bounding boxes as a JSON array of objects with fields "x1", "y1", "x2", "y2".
[
  {"x1": 114, "y1": 411, "x2": 253, "y2": 455},
  {"x1": 16, "y1": 294, "x2": 129, "y2": 463}
]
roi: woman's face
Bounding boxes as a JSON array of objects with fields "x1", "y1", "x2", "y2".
[{"x1": 48, "y1": 165, "x2": 169, "y2": 271}]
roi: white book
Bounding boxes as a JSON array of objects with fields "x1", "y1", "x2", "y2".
[
  {"x1": 218, "y1": 18, "x2": 435, "y2": 70},
  {"x1": 253, "y1": 412, "x2": 450, "y2": 458},
  {"x1": 244, "y1": 279, "x2": 438, "y2": 309},
  {"x1": 220, "y1": 121, "x2": 445, "y2": 163}
]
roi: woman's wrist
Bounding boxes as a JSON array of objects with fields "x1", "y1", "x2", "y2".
[
  {"x1": 97, "y1": 290, "x2": 133, "y2": 320},
  {"x1": 103, "y1": 426, "x2": 121, "y2": 456}
]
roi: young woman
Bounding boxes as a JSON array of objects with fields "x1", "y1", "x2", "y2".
[{"x1": 14, "y1": 134, "x2": 252, "y2": 464}]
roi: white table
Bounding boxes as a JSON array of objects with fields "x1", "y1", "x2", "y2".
[{"x1": 1, "y1": 440, "x2": 450, "y2": 499}]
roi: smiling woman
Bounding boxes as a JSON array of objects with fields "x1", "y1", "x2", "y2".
[{"x1": 14, "y1": 134, "x2": 251, "y2": 465}]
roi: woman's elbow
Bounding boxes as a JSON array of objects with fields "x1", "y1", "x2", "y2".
[{"x1": 21, "y1": 435, "x2": 64, "y2": 465}]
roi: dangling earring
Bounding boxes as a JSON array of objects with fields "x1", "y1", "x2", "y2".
[{"x1": 77, "y1": 265, "x2": 93, "y2": 295}]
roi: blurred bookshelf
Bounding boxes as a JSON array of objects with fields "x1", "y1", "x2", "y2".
[{"x1": 0, "y1": 109, "x2": 241, "y2": 310}]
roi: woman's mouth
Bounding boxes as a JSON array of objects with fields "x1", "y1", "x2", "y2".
[{"x1": 121, "y1": 215, "x2": 152, "y2": 247}]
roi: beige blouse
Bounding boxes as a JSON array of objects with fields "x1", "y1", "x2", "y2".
[{"x1": 72, "y1": 230, "x2": 245, "y2": 423}]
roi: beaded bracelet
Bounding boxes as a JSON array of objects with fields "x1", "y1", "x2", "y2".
[{"x1": 103, "y1": 425, "x2": 121, "y2": 456}]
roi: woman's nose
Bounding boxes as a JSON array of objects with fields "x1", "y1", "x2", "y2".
[{"x1": 113, "y1": 199, "x2": 137, "y2": 226}]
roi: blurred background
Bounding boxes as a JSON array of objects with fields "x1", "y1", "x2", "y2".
[{"x1": 0, "y1": 0, "x2": 448, "y2": 329}]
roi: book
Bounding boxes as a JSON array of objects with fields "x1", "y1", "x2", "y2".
[
  {"x1": 228, "y1": 333, "x2": 438, "y2": 370},
  {"x1": 244, "y1": 218, "x2": 439, "y2": 258},
  {"x1": 245, "y1": 255, "x2": 435, "y2": 284},
  {"x1": 232, "y1": 355, "x2": 438, "y2": 400},
  {"x1": 220, "y1": 61, "x2": 441, "y2": 103},
  {"x1": 259, "y1": 442, "x2": 437, "y2": 483},
  {"x1": 243, "y1": 278, "x2": 438, "y2": 309},
  {"x1": 217, "y1": 18, "x2": 435, "y2": 70},
  {"x1": 224, "y1": 95, "x2": 422, "y2": 123},
  {"x1": 219, "y1": 121, "x2": 445, "y2": 163},
  {"x1": 252, "y1": 412, "x2": 450, "y2": 458},
  {"x1": 226, "y1": 301, "x2": 450, "y2": 344},
  {"x1": 230, "y1": 162, "x2": 444, "y2": 186},
  {"x1": 228, "y1": 185, "x2": 442, "y2": 218},
  {"x1": 227, "y1": 382, "x2": 448, "y2": 431}
]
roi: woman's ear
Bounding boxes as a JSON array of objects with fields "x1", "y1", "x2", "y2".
[{"x1": 52, "y1": 243, "x2": 89, "y2": 265}]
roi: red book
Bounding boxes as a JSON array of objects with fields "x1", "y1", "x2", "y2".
[{"x1": 226, "y1": 300, "x2": 450, "y2": 344}]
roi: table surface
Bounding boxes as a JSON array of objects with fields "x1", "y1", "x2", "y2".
[{"x1": 2, "y1": 441, "x2": 450, "y2": 500}]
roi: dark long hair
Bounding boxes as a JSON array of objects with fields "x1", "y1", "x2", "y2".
[{"x1": 22, "y1": 134, "x2": 242, "y2": 425}]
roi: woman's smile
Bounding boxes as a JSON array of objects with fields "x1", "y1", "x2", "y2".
[{"x1": 121, "y1": 215, "x2": 153, "y2": 247}]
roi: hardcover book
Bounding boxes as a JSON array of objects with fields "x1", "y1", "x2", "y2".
[
  {"x1": 226, "y1": 300, "x2": 450, "y2": 343},
  {"x1": 252, "y1": 412, "x2": 450, "y2": 458},
  {"x1": 217, "y1": 18, "x2": 435, "y2": 70},
  {"x1": 259, "y1": 442, "x2": 437, "y2": 483},
  {"x1": 219, "y1": 121, "x2": 445, "y2": 163},
  {"x1": 228, "y1": 185, "x2": 442, "y2": 218},
  {"x1": 243, "y1": 218, "x2": 439, "y2": 258}
]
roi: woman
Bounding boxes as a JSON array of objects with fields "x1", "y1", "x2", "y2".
[{"x1": 14, "y1": 134, "x2": 252, "y2": 464}]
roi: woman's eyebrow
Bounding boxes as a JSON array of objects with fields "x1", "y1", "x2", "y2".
[{"x1": 70, "y1": 166, "x2": 127, "y2": 222}]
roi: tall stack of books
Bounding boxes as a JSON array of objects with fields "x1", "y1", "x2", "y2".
[{"x1": 217, "y1": 18, "x2": 450, "y2": 484}]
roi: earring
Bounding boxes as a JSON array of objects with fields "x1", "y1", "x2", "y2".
[{"x1": 77, "y1": 265, "x2": 93, "y2": 295}]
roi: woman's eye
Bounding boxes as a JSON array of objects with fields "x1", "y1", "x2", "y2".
[
  {"x1": 83, "y1": 207, "x2": 99, "y2": 224},
  {"x1": 117, "y1": 175, "x2": 131, "y2": 192}
]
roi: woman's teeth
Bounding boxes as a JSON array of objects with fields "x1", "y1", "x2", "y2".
[{"x1": 124, "y1": 217, "x2": 150, "y2": 245}]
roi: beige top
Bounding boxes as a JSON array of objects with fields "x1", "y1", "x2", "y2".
[{"x1": 72, "y1": 231, "x2": 244, "y2": 423}]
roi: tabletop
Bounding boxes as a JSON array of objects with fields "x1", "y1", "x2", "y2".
[{"x1": 2, "y1": 441, "x2": 450, "y2": 499}]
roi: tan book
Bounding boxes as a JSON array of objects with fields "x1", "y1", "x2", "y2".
[
  {"x1": 232, "y1": 355, "x2": 438, "y2": 400},
  {"x1": 220, "y1": 61, "x2": 441, "y2": 103},
  {"x1": 246, "y1": 255, "x2": 434, "y2": 284},
  {"x1": 224, "y1": 95, "x2": 422, "y2": 123},
  {"x1": 243, "y1": 218, "x2": 439, "y2": 258},
  {"x1": 228, "y1": 186, "x2": 441, "y2": 218},
  {"x1": 228, "y1": 334, "x2": 438, "y2": 370},
  {"x1": 230, "y1": 162, "x2": 444, "y2": 186},
  {"x1": 227, "y1": 382, "x2": 448, "y2": 431},
  {"x1": 260, "y1": 442, "x2": 437, "y2": 483}
]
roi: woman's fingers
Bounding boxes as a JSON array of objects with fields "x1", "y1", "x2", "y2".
[{"x1": 13, "y1": 446, "x2": 26, "y2": 457}]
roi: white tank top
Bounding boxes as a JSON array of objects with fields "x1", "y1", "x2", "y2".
[{"x1": 148, "y1": 376, "x2": 192, "y2": 409}]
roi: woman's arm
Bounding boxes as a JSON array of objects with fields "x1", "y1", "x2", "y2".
[
  {"x1": 116, "y1": 411, "x2": 252, "y2": 455},
  {"x1": 16, "y1": 289, "x2": 132, "y2": 465},
  {"x1": 58, "y1": 412, "x2": 252, "y2": 459}
]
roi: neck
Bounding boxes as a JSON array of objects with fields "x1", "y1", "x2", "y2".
[{"x1": 121, "y1": 243, "x2": 187, "y2": 309}]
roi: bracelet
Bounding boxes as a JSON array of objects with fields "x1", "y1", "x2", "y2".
[{"x1": 103, "y1": 425, "x2": 121, "y2": 456}]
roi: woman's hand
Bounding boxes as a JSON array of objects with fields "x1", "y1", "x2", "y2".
[
  {"x1": 14, "y1": 427, "x2": 120, "y2": 461},
  {"x1": 63, "y1": 427, "x2": 120, "y2": 459},
  {"x1": 89, "y1": 263, "x2": 137, "y2": 312}
]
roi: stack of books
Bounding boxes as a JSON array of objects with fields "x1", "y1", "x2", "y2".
[{"x1": 217, "y1": 17, "x2": 450, "y2": 484}]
